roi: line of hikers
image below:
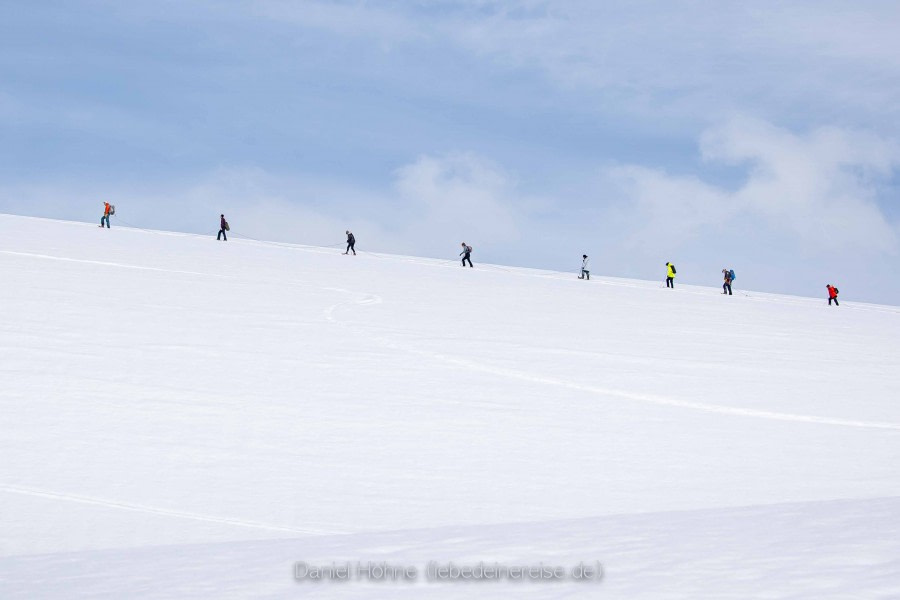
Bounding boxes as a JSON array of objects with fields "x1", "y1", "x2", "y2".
[
  {"x1": 98, "y1": 204, "x2": 841, "y2": 305},
  {"x1": 580, "y1": 254, "x2": 840, "y2": 306}
]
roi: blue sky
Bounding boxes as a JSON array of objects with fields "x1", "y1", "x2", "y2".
[{"x1": 2, "y1": 1, "x2": 899, "y2": 303}]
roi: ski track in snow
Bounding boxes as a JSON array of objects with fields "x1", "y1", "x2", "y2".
[
  {"x1": 0, "y1": 485, "x2": 343, "y2": 536},
  {"x1": 325, "y1": 293, "x2": 900, "y2": 433},
  {"x1": 6, "y1": 235, "x2": 898, "y2": 432},
  {"x1": 0, "y1": 250, "x2": 228, "y2": 278}
]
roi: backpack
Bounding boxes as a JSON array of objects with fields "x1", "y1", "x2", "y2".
[
  {"x1": 224, "y1": 221, "x2": 230, "y2": 231},
  {"x1": 834, "y1": 287, "x2": 839, "y2": 295},
  {"x1": 671, "y1": 265, "x2": 676, "y2": 274},
  {"x1": 729, "y1": 269, "x2": 735, "y2": 281},
  {"x1": 109, "y1": 204, "x2": 116, "y2": 216},
  {"x1": 466, "y1": 245, "x2": 473, "y2": 253}
]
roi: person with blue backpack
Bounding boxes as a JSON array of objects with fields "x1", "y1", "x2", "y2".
[{"x1": 722, "y1": 268, "x2": 734, "y2": 295}]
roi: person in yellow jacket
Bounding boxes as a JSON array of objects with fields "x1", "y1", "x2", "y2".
[{"x1": 665, "y1": 262, "x2": 676, "y2": 288}]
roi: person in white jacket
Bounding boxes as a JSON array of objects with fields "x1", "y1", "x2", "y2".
[{"x1": 579, "y1": 254, "x2": 590, "y2": 280}]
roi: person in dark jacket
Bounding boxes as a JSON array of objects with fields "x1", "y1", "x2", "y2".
[
  {"x1": 217, "y1": 214, "x2": 228, "y2": 241},
  {"x1": 344, "y1": 230, "x2": 356, "y2": 255},
  {"x1": 722, "y1": 268, "x2": 733, "y2": 295},
  {"x1": 827, "y1": 284, "x2": 839, "y2": 306},
  {"x1": 460, "y1": 242, "x2": 473, "y2": 267}
]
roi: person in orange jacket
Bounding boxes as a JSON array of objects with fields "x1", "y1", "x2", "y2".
[
  {"x1": 99, "y1": 202, "x2": 111, "y2": 228},
  {"x1": 826, "y1": 284, "x2": 839, "y2": 306}
]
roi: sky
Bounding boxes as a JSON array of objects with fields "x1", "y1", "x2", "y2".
[{"x1": 1, "y1": 0, "x2": 899, "y2": 303}]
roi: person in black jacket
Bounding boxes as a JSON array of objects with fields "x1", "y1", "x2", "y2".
[
  {"x1": 344, "y1": 231, "x2": 356, "y2": 255},
  {"x1": 460, "y1": 242, "x2": 473, "y2": 267},
  {"x1": 217, "y1": 214, "x2": 228, "y2": 241}
]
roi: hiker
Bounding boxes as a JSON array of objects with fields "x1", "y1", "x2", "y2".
[
  {"x1": 217, "y1": 214, "x2": 229, "y2": 241},
  {"x1": 460, "y1": 242, "x2": 473, "y2": 268},
  {"x1": 722, "y1": 268, "x2": 733, "y2": 295},
  {"x1": 665, "y1": 262, "x2": 676, "y2": 288},
  {"x1": 579, "y1": 255, "x2": 590, "y2": 280},
  {"x1": 344, "y1": 230, "x2": 356, "y2": 255},
  {"x1": 827, "y1": 284, "x2": 840, "y2": 306},
  {"x1": 99, "y1": 202, "x2": 112, "y2": 228}
]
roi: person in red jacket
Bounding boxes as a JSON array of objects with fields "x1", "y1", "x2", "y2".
[
  {"x1": 826, "y1": 284, "x2": 839, "y2": 306},
  {"x1": 99, "y1": 202, "x2": 111, "y2": 228}
]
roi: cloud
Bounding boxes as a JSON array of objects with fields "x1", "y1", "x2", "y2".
[
  {"x1": 603, "y1": 117, "x2": 900, "y2": 258},
  {"x1": 241, "y1": 1, "x2": 900, "y2": 128},
  {"x1": 601, "y1": 165, "x2": 732, "y2": 251},
  {"x1": 444, "y1": 2, "x2": 900, "y2": 115},
  {"x1": 393, "y1": 153, "x2": 523, "y2": 248}
]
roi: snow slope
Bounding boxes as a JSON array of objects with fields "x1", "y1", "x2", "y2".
[{"x1": 1, "y1": 213, "x2": 898, "y2": 598}]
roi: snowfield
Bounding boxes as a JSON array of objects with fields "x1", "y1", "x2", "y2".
[{"x1": 1, "y1": 213, "x2": 899, "y2": 599}]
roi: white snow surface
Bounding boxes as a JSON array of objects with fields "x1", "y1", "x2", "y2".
[{"x1": 1, "y1": 213, "x2": 899, "y2": 599}]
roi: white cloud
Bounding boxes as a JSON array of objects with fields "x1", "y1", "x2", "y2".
[
  {"x1": 241, "y1": 1, "x2": 900, "y2": 127},
  {"x1": 601, "y1": 164, "x2": 732, "y2": 251},
  {"x1": 393, "y1": 153, "x2": 522, "y2": 247},
  {"x1": 604, "y1": 117, "x2": 900, "y2": 257},
  {"x1": 442, "y1": 1, "x2": 900, "y2": 118}
]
